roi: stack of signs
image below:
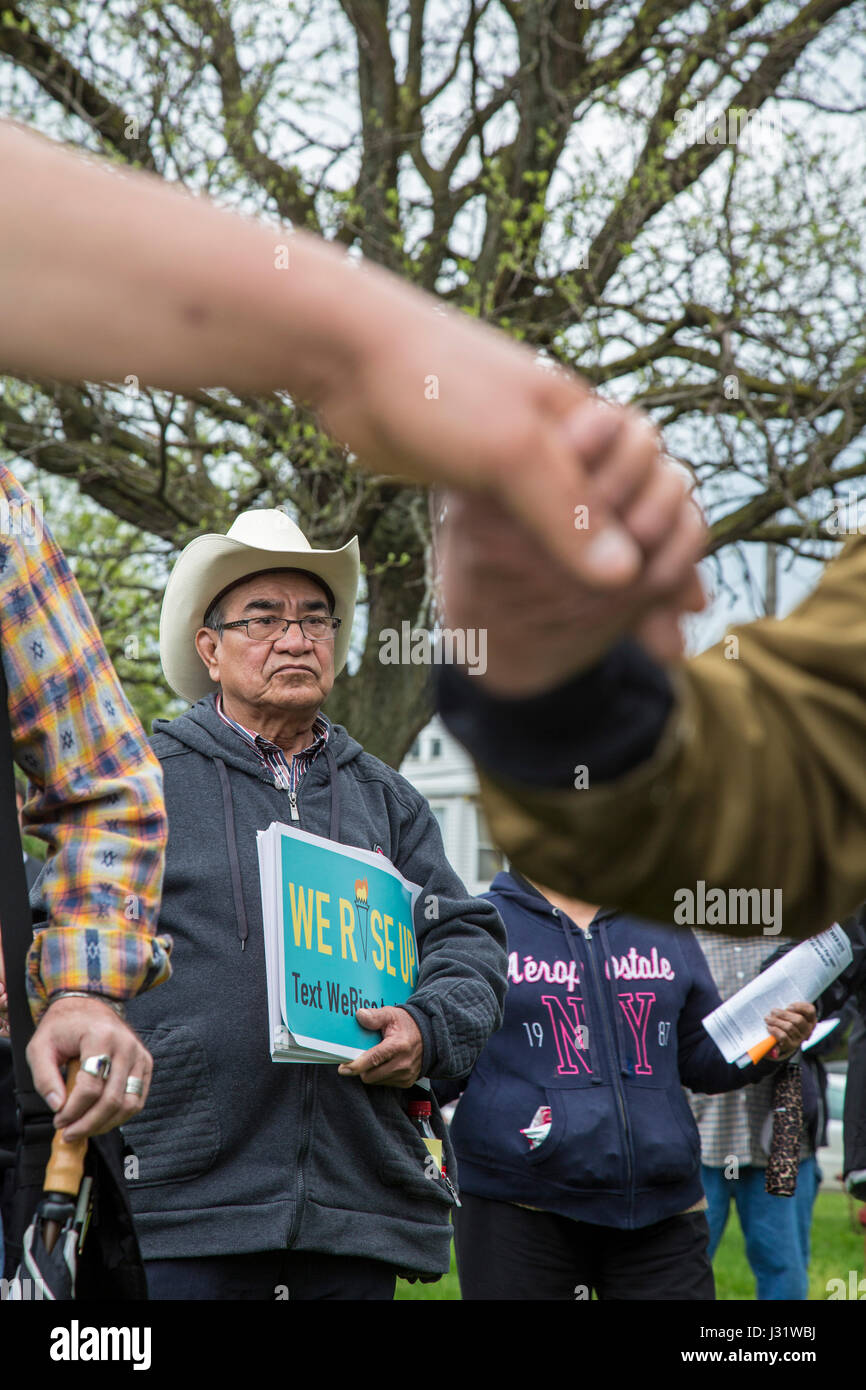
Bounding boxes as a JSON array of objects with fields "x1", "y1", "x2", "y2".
[{"x1": 257, "y1": 821, "x2": 422, "y2": 1062}]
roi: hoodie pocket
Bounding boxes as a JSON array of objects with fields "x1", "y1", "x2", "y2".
[
  {"x1": 378, "y1": 1096, "x2": 458, "y2": 1208},
  {"x1": 452, "y1": 1073, "x2": 624, "y2": 1191},
  {"x1": 308, "y1": 1079, "x2": 456, "y2": 1213},
  {"x1": 627, "y1": 1085, "x2": 700, "y2": 1189},
  {"x1": 525, "y1": 1085, "x2": 625, "y2": 1190},
  {"x1": 122, "y1": 1026, "x2": 222, "y2": 1186}
]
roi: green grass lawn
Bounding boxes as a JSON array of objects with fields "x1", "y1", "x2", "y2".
[{"x1": 395, "y1": 1190, "x2": 865, "y2": 1301}]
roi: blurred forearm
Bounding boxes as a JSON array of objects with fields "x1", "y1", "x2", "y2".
[{"x1": 0, "y1": 123, "x2": 382, "y2": 398}]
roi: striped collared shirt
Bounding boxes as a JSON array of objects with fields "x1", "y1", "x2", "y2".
[
  {"x1": 215, "y1": 694, "x2": 329, "y2": 792},
  {"x1": 0, "y1": 464, "x2": 171, "y2": 1020},
  {"x1": 685, "y1": 929, "x2": 812, "y2": 1167}
]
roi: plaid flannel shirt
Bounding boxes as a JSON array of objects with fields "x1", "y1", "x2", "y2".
[{"x1": 0, "y1": 465, "x2": 171, "y2": 1020}]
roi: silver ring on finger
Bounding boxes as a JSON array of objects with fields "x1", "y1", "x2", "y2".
[
  {"x1": 80, "y1": 1053, "x2": 112, "y2": 1081},
  {"x1": 124, "y1": 1076, "x2": 144, "y2": 1097}
]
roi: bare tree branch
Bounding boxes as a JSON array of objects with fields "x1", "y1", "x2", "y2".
[{"x1": 0, "y1": 3, "x2": 156, "y2": 166}]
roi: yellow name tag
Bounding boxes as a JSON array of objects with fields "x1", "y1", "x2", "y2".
[{"x1": 422, "y1": 1138, "x2": 443, "y2": 1168}]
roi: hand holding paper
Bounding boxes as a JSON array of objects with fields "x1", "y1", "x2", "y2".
[
  {"x1": 762, "y1": 1002, "x2": 817, "y2": 1060},
  {"x1": 702, "y1": 924, "x2": 852, "y2": 1066},
  {"x1": 337, "y1": 1006, "x2": 424, "y2": 1088}
]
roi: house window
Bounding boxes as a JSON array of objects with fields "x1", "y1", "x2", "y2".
[
  {"x1": 476, "y1": 806, "x2": 505, "y2": 884},
  {"x1": 429, "y1": 738, "x2": 442, "y2": 758},
  {"x1": 408, "y1": 739, "x2": 421, "y2": 759}
]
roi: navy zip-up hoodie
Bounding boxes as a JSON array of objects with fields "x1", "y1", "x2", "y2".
[{"x1": 448, "y1": 872, "x2": 776, "y2": 1230}]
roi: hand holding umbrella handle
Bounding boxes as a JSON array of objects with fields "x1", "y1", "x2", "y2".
[
  {"x1": 45, "y1": 1059, "x2": 88, "y2": 1194},
  {"x1": 42, "y1": 1060, "x2": 89, "y2": 1254}
]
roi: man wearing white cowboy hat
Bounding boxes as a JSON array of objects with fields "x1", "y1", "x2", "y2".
[{"x1": 123, "y1": 507, "x2": 507, "y2": 1300}]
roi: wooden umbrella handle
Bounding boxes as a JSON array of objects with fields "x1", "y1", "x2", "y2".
[{"x1": 44, "y1": 1059, "x2": 88, "y2": 1196}]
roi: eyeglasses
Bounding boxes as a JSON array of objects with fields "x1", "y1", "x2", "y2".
[{"x1": 218, "y1": 615, "x2": 341, "y2": 642}]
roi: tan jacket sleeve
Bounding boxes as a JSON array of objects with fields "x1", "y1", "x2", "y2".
[{"x1": 477, "y1": 535, "x2": 866, "y2": 939}]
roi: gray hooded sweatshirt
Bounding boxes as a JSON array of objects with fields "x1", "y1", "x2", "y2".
[{"x1": 123, "y1": 695, "x2": 506, "y2": 1276}]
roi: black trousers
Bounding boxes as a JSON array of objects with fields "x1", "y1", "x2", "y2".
[
  {"x1": 453, "y1": 1192, "x2": 715, "y2": 1301},
  {"x1": 145, "y1": 1249, "x2": 397, "y2": 1301}
]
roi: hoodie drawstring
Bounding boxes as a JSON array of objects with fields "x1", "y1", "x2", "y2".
[
  {"x1": 213, "y1": 746, "x2": 342, "y2": 952},
  {"x1": 214, "y1": 756, "x2": 250, "y2": 951},
  {"x1": 324, "y1": 745, "x2": 341, "y2": 842}
]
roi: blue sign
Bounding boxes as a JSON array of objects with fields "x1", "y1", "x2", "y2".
[{"x1": 276, "y1": 826, "x2": 421, "y2": 1056}]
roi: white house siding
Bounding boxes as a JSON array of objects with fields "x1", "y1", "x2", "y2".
[{"x1": 398, "y1": 715, "x2": 506, "y2": 898}]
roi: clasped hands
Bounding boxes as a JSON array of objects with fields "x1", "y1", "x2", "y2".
[{"x1": 435, "y1": 400, "x2": 708, "y2": 698}]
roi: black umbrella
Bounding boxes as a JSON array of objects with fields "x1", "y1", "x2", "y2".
[{"x1": 4, "y1": 1061, "x2": 90, "y2": 1301}]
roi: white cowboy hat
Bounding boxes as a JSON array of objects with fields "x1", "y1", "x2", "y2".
[{"x1": 159, "y1": 509, "x2": 360, "y2": 702}]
